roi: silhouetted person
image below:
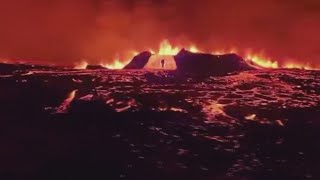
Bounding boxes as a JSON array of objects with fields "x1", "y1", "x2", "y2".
[{"x1": 161, "y1": 59, "x2": 165, "y2": 68}]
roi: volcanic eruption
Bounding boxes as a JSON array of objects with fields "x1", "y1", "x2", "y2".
[
  {"x1": 75, "y1": 39, "x2": 319, "y2": 71},
  {"x1": 1, "y1": 1, "x2": 320, "y2": 180},
  {"x1": 123, "y1": 47, "x2": 254, "y2": 75}
]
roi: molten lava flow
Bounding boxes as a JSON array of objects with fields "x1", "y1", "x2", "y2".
[
  {"x1": 245, "y1": 114, "x2": 256, "y2": 121},
  {"x1": 56, "y1": 90, "x2": 77, "y2": 113},
  {"x1": 74, "y1": 61, "x2": 88, "y2": 69},
  {"x1": 67, "y1": 90, "x2": 77, "y2": 101}
]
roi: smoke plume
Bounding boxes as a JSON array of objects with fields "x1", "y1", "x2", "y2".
[{"x1": 0, "y1": 0, "x2": 319, "y2": 66}]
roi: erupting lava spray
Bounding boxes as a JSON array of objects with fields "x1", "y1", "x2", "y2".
[{"x1": 91, "y1": 39, "x2": 318, "y2": 70}]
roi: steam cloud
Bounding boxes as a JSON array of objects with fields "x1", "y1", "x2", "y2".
[{"x1": 0, "y1": 0, "x2": 319, "y2": 66}]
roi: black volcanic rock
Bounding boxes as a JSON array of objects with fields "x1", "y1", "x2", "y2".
[
  {"x1": 0, "y1": 62, "x2": 57, "y2": 75},
  {"x1": 174, "y1": 49, "x2": 255, "y2": 75},
  {"x1": 123, "y1": 51, "x2": 153, "y2": 69},
  {"x1": 0, "y1": 63, "x2": 22, "y2": 74},
  {"x1": 86, "y1": 64, "x2": 108, "y2": 70}
]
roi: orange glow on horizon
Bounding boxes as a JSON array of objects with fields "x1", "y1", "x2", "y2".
[
  {"x1": 75, "y1": 39, "x2": 318, "y2": 70},
  {"x1": 0, "y1": 58, "x2": 8, "y2": 63}
]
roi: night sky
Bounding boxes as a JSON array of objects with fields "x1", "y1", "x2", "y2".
[{"x1": 0, "y1": 0, "x2": 319, "y2": 66}]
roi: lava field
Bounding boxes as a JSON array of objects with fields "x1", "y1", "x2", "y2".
[{"x1": 0, "y1": 67, "x2": 320, "y2": 180}]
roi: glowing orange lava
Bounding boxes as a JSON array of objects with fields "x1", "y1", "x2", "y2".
[
  {"x1": 245, "y1": 53, "x2": 279, "y2": 69},
  {"x1": 283, "y1": 62, "x2": 315, "y2": 70},
  {"x1": 188, "y1": 45, "x2": 200, "y2": 53},
  {"x1": 145, "y1": 55, "x2": 177, "y2": 70},
  {"x1": 211, "y1": 48, "x2": 238, "y2": 55},
  {"x1": 157, "y1": 39, "x2": 180, "y2": 55},
  {"x1": 56, "y1": 90, "x2": 78, "y2": 113},
  {"x1": 100, "y1": 51, "x2": 138, "y2": 69},
  {"x1": 67, "y1": 90, "x2": 77, "y2": 101},
  {"x1": 148, "y1": 39, "x2": 200, "y2": 56},
  {"x1": 74, "y1": 61, "x2": 88, "y2": 70},
  {"x1": 75, "y1": 39, "x2": 318, "y2": 70},
  {"x1": 101, "y1": 59, "x2": 127, "y2": 69}
]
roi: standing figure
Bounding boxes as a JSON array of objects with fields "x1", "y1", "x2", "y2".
[{"x1": 161, "y1": 59, "x2": 165, "y2": 68}]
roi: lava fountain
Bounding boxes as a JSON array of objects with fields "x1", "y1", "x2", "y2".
[{"x1": 77, "y1": 39, "x2": 318, "y2": 70}]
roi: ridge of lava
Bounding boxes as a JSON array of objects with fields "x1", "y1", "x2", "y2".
[{"x1": 73, "y1": 40, "x2": 318, "y2": 71}]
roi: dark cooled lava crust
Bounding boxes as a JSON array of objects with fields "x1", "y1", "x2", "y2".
[{"x1": 0, "y1": 67, "x2": 320, "y2": 180}]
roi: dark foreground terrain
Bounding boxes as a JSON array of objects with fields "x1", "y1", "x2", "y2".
[{"x1": 0, "y1": 67, "x2": 320, "y2": 180}]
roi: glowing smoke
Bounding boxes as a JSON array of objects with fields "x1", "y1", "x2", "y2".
[{"x1": 0, "y1": 0, "x2": 319, "y2": 67}]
